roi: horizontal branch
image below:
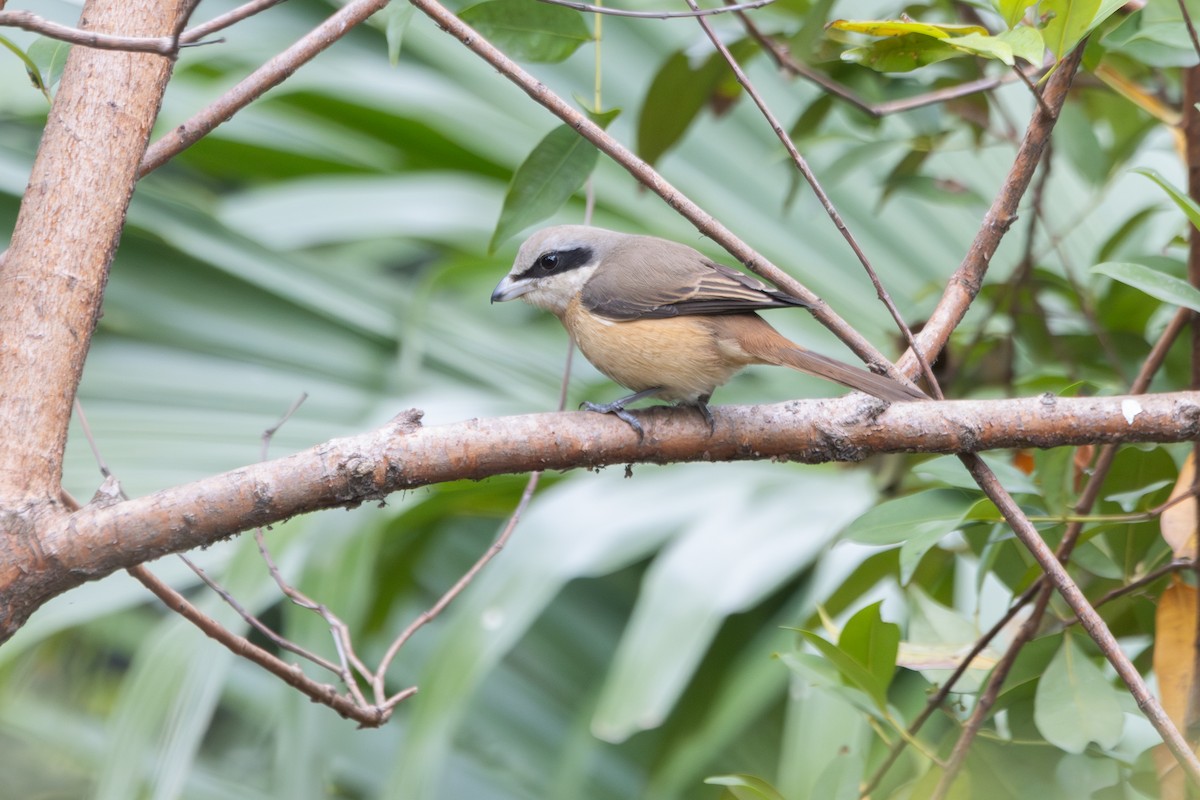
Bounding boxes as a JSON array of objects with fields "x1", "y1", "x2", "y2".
[{"x1": 49, "y1": 392, "x2": 1200, "y2": 575}]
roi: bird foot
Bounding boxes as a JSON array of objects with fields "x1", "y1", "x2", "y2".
[{"x1": 582, "y1": 400, "x2": 646, "y2": 441}]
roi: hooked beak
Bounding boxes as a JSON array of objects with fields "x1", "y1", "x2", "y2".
[{"x1": 491, "y1": 275, "x2": 533, "y2": 303}]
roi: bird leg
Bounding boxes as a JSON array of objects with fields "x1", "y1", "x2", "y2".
[
  {"x1": 581, "y1": 387, "x2": 662, "y2": 441},
  {"x1": 691, "y1": 394, "x2": 715, "y2": 435}
]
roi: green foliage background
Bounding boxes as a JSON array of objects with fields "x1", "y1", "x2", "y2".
[{"x1": 0, "y1": 0, "x2": 1195, "y2": 798}]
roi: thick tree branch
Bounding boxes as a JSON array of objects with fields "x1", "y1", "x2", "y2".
[
  {"x1": 18, "y1": 391, "x2": 1191, "y2": 577},
  {"x1": 0, "y1": 0, "x2": 189, "y2": 501}
]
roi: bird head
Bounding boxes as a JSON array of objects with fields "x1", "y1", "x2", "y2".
[{"x1": 491, "y1": 225, "x2": 627, "y2": 316}]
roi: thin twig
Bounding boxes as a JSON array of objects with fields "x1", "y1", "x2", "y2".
[
  {"x1": 918, "y1": 300, "x2": 1192, "y2": 792},
  {"x1": 69, "y1": 400, "x2": 388, "y2": 724},
  {"x1": 730, "y1": 3, "x2": 1041, "y2": 119},
  {"x1": 858, "y1": 581, "x2": 1038, "y2": 798},
  {"x1": 127, "y1": 562, "x2": 393, "y2": 723},
  {"x1": 177, "y1": 552, "x2": 345, "y2": 675},
  {"x1": 684, "y1": 0, "x2": 935, "y2": 395},
  {"x1": 1178, "y1": 0, "x2": 1200, "y2": 62},
  {"x1": 539, "y1": 0, "x2": 774, "y2": 18},
  {"x1": 140, "y1": 0, "x2": 391, "y2": 175},
  {"x1": 1088, "y1": 560, "x2": 1193, "y2": 612},
  {"x1": 898, "y1": 44, "x2": 1082, "y2": 374},
  {"x1": 180, "y1": 0, "x2": 288, "y2": 44},
  {"x1": 374, "y1": 464, "x2": 542, "y2": 699},
  {"x1": 1012, "y1": 63, "x2": 1051, "y2": 116},
  {"x1": 0, "y1": 9, "x2": 215, "y2": 54},
  {"x1": 931, "y1": 581, "x2": 1053, "y2": 799}
]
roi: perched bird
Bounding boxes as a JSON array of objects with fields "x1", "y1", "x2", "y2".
[{"x1": 491, "y1": 225, "x2": 925, "y2": 437}]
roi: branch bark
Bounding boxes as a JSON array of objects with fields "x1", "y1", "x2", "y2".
[
  {"x1": 0, "y1": 0, "x2": 192, "y2": 636},
  {"x1": 0, "y1": 0, "x2": 187, "y2": 503},
  {"x1": 0, "y1": 391, "x2": 1189, "y2": 640}
]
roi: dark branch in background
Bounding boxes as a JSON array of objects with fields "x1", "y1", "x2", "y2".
[
  {"x1": 537, "y1": 0, "x2": 776, "y2": 18},
  {"x1": 682, "y1": 0, "x2": 936, "y2": 397},
  {"x1": 870, "y1": 304, "x2": 1193, "y2": 796},
  {"x1": 1177, "y1": 0, "x2": 1200, "y2": 61},
  {"x1": 728, "y1": 2, "x2": 1043, "y2": 118},
  {"x1": 899, "y1": 49, "x2": 1083, "y2": 374},
  {"x1": 1181, "y1": 50, "x2": 1200, "y2": 736}
]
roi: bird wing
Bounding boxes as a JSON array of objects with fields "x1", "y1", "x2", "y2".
[{"x1": 581, "y1": 237, "x2": 810, "y2": 321}]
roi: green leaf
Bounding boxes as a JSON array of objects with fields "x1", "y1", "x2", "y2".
[
  {"x1": 946, "y1": 31, "x2": 1014, "y2": 65},
  {"x1": 637, "y1": 40, "x2": 756, "y2": 165},
  {"x1": 379, "y1": 2, "x2": 416, "y2": 66},
  {"x1": 28, "y1": 36, "x2": 71, "y2": 95},
  {"x1": 840, "y1": 33, "x2": 965, "y2": 72},
  {"x1": 838, "y1": 602, "x2": 899, "y2": 696},
  {"x1": 0, "y1": 35, "x2": 53, "y2": 100},
  {"x1": 795, "y1": 631, "x2": 890, "y2": 712},
  {"x1": 828, "y1": 19, "x2": 988, "y2": 39},
  {"x1": 459, "y1": 0, "x2": 590, "y2": 63},
  {"x1": 1092, "y1": 262, "x2": 1200, "y2": 314},
  {"x1": 705, "y1": 774, "x2": 788, "y2": 800},
  {"x1": 1034, "y1": 446, "x2": 1074, "y2": 517},
  {"x1": 490, "y1": 124, "x2": 599, "y2": 251},
  {"x1": 1039, "y1": 0, "x2": 1102, "y2": 59},
  {"x1": 995, "y1": 0, "x2": 1037, "y2": 29},
  {"x1": 1134, "y1": 167, "x2": 1200, "y2": 232},
  {"x1": 996, "y1": 24, "x2": 1045, "y2": 63},
  {"x1": 843, "y1": 488, "x2": 974, "y2": 583},
  {"x1": 842, "y1": 488, "x2": 974, "y2": 546},
  {"x1": 1033, "y1": 634, "x2": 1124, "y2": 753}
]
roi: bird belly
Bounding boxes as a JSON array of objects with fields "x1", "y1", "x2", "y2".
[{"x1": 563, "y1": 300, "x2": 745, "y2": 403}]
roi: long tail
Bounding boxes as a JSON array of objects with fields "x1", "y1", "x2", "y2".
[
  {"x1": 711, "y1": 314, "x2": 927, "y2": 402},
  {"x1": 770, "y1": 346, "x2": 927, "y2": 402}
]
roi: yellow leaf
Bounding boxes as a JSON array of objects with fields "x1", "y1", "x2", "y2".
[
  {"x1": 1161, "y1": 451, "x2": 1197, "y2": 560},
  {"x1": 1152, "y1": 579, "x2": 1197, "y2": 797},
  {"x1": 828, "y1": 19, "x2": 987, "y2": 41}
]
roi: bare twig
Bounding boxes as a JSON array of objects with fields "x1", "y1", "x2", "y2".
[
  {"x1": 177, "y1": 553, "x2": 346, "y2": 676},
  {"x1": 127, "y1": 562, "x2": 395, "y2": 724},
  {"x1": 859, "y1": 581, "x2": 1038, "y2": 798},
  {"x1": 70, "y1": 401, "x2": 387, "y2": 722},
  {"x1": 1178, "y1": 0, "x2": 1200, "y2": 62},
  {"x1": 931, "y1": 583, "x2": 1053, "y2": 799},
  {"x1": 899, "y1": 46, "x2": 1084, "y2": 375},
  {"x1": 181, "y1": 0, "x2": 288, "y2": 43},
  {"x1": 730, "y1": 3, "x2": 1042, "y2": 118},
  {"x1": 685, "y1": 0, "x2": 936, "y2": 397},
  {"x1": 374, "y1": 470, "x2": 541, "y2": 700},
  {"x1": 0, "y1": 9, "x2": 183, "y2": 54},
  {"x1": 537, "y1": 0, "x2": 774, "y2": 18},
  {"x1": 140, "y1": 0, "x2": 391, "y2": 175}
]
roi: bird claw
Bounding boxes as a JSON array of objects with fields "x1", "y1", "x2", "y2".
[{"x1": 582, "y1": 400, "x2": 645, "y2": 441}]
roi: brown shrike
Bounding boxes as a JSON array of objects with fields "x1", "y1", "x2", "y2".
[{"x1": 491, "y1": 225, "x2": 925, "y2": 437}]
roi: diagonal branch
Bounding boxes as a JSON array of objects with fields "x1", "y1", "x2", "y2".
[{"x1": 899, "y1": 47, "x2": 1084, "y2": 373}]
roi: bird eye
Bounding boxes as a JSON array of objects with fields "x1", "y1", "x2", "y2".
[{"x1": 535, "y1": 252, "x2": 559, "y2": 272}]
